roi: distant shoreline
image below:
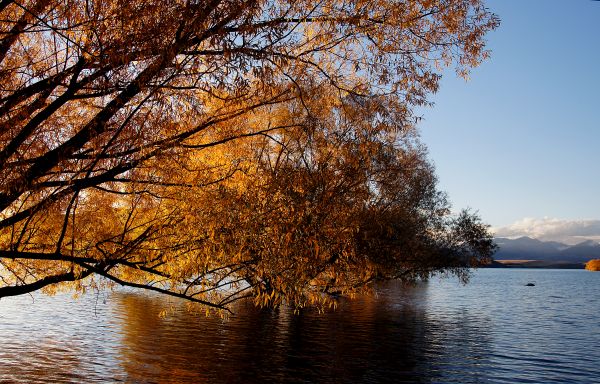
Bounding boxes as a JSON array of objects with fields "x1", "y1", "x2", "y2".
[{"x1": 486, "y1": 260, "x2": 585, "y2": 269}]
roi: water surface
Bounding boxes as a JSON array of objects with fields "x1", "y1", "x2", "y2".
[{"x1": 1, "y1": 269, "x2": 598, "y2": 383}]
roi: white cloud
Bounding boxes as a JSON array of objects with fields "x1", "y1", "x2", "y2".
[{"x1": 493, "y1": 217, "x2": 600, "y2": 245}]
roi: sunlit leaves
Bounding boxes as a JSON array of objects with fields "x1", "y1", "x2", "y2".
[
  {"x1": 0, "y1": 0, "x2": 498, "y2": 310},
  {"x1": 585, "y1": 259, "x2": 600, "y2": 272}
]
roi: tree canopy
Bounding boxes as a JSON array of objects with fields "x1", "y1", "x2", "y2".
[
  {"x1": 0, "y1": 0, "x2": 498, "y2": 311},
  {"x1": 585, "y1": 260, "x2": 600, "y2": 271}
]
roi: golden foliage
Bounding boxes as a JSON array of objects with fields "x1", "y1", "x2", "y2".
[
  {"x1": 585, "y1": 259, "x2": 600, "y2": 271},
  {"x1": 0, "y1": 0, "x2": 498, "y2": 311}
]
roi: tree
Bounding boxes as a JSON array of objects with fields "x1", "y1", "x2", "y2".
[
  {"x1": 585, "y1": 259, "x2": 600, "y2": 271},
  {"x1": 0, "y1": 0, "x2": 498, "y2": 311}
]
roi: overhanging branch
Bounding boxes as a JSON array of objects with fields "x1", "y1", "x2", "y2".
[{"x1": 0, "y1": 269, "x2": 92, "y2": 298}]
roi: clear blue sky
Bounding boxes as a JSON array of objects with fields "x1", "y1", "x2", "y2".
[{"x1": 418, "y1": 0, "x2": 600, "y2": 229}]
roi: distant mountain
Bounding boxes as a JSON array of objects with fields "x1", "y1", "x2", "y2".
[
  {"x1": 494, "y1": 237, "x2": 562, "y2": 259},
  {"x1": 545, "y1": 241, "x2": 571, "y2": 251},
  {"x1": 561, "y1": 240, "x2": 600, "y2": 262},
  {"x1": 494, "y1": 237, "x2": 600, "y2": 263}
]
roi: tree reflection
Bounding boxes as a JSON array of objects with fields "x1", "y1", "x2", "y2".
[{"x1": 113, "y1": 282, "x2": 494, "y2": 383}]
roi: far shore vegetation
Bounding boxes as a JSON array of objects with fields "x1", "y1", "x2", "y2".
[{"x1": 585, "y1": 260, "x2": 600, "y2": 271}]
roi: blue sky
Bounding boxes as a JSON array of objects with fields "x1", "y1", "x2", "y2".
[{"x1": 417, "y1": 0, "x2": 600, "y2": 239}]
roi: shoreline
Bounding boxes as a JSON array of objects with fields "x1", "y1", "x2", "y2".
[{"x1": 486, "y1": 260, "x2": 585, "y2": 269}]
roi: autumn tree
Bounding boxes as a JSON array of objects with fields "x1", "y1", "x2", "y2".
[
  {"x1": 0, "y1": 0, "x2": 498, "y2": 311},
  {"x1": 585, "y1": 260, "x2": 600, "y2": 271}
]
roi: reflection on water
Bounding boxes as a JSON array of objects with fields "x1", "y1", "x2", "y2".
[
  {"x1": 0, "y1": 291, "x2": 122, "y2": 383},
  {"x1": 114, "y1": 282, "x2": 493, "y2": 383},
  {"x1": 1, "y1": 269, "x2": 599, "y2": 383}
]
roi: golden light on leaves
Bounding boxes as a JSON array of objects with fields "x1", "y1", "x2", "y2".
[
  {"x1": 585, "y1": 259, "x2": 600, "y2": 272},
  {"x1": 0, "y1": 0, "x2": 498, "y2": 312}
]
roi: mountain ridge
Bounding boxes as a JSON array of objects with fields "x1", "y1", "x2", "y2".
[{"x1": 494, "y1": 236, "x2": 600, "y2": 263}]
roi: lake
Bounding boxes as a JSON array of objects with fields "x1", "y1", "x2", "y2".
[{"x1": 1, "y1": 269, "x2": 599, "y2": 383}]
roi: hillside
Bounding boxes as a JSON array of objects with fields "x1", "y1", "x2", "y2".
[{"x1": 493, "y1": 237, "x2": 600, "y2": 266}]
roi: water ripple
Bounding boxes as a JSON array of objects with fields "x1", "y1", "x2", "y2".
[{"x1": 0, "y1": 269, "x2": 599, "y2": 383}]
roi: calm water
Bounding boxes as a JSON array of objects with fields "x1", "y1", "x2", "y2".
[{"x1": 1, "y1": 269, "x2": 599, "y2": 383}]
